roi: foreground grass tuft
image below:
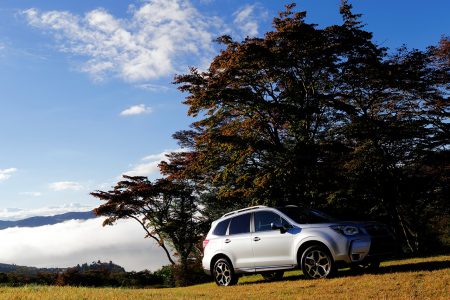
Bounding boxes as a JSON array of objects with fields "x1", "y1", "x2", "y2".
[{"x1": 1, "y1": 255, "x2": 448, "y2": 299}]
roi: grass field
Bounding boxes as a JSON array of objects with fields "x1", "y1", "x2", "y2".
[{"x1": 1, "y1": 255, "x2": 448, "y2": 299}]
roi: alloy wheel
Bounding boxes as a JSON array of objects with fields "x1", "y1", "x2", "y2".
[
  {"x1": 213, "y1": 259, "x2": 237, "y2": 286},
  {"x1": 302, "y1": 246, "x2": 334, "y2": 279}
]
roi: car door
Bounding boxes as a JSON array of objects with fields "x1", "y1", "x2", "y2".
[
  {"x1": 252, "y1": 210, "x2": 294, "y2": 270},
  {"x1": 222, "y1": 213, "x2": 254, "y2": 272}
]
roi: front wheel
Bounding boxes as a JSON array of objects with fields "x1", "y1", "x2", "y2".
[
  {"x1": 301, "y1": 245, "x2": 335, "y2": 279},
  {"x1": 213, "y1": 258, "x2": 238, "y2": 286}
]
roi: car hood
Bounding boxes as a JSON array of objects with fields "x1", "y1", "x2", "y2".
[{"x1": 293, "y1": 220, "x2": 390, "y2": 231}]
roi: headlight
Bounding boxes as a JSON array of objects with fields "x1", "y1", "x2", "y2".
[{"x1": 330, "y1": 225, "x2": 360, "y2": 236}]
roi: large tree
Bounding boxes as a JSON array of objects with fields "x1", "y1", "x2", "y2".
[{"x1": 166, "y1": 2, "x2": 449, "y2": 252}]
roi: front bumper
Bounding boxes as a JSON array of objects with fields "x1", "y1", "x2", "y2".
[
  {"x1": 366, "y1": 235, "x2": 398, "y2": 258},
  {"x1": 335, "y1": 235, "x2": 396, "y2": 267},
  {"x1": 349, "y1": 235, "x2": 397, "y2": 263},
  {"x1": 349, "y1": 239, "x2": 371, "y2": 262}
]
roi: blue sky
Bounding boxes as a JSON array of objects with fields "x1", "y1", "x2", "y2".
[
  {"x1": 1, "y1": 0, "x2": 449, "y2": 214},
  {"x1": 0, "y1": 0, "x2": 448, "y2": 270}
]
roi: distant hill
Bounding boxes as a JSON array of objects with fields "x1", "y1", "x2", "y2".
[
  {"x1": 0, "y1": 211, "x2": 96, "y2": 230},
  {"x1": 0, "y1": 263, "x2": 64, "y2": 274},
  {"x1": 0, "y1": 261, "x2": 125, "y2": 275}
]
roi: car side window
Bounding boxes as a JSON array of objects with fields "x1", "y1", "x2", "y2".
[
  {"x1": 228, "y1": 213, "x2": 251, "y2": 235},
  {"x1": 213, "y1": 218, "x2": 231, "y2": 236},
  {"x1": 254, "y1": 211, "x2": 290, "y2": 232}
]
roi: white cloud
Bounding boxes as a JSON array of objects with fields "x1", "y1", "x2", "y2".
[
  {"x1": 233, "y1": 4, "x2": 268, "y2": 37},
  {"x1": 123, "y1": 149, "x2": 183, "y2": 179},
  {"x1": 135, "y1": 83, "x2": 169, "y2": 92},
  {"x1": 19, "y1": 192, "x2": 42, "y2": 197},
  {"x1": 120, "y1": 104, "x2": 153, "y2": 116},
  {"x1": 49, "y1": 181, "x2": 83, "y2": 191},
  {"x1": 0, "y1": 168, "x2": 17, "y2": 182},
  {"x1": 0, "y1": 203, "x2": 93, "y2": 221},
  {"x1": 0, "y1": 218, "x2": 169, "y2": 271},
  {"x1": 22, "y1": 0, "x2": 225, "y2": 82}
]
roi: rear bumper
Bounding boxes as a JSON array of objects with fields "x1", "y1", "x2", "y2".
[
  {"x1": 203, "y1": 268, "x2": 212, "y2": 276},
  {"x1": 202, "y1": 254, "x2": 212, "y2": 276}
]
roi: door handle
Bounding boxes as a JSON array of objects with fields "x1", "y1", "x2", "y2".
[
  {"x1": 225, "y1": 239, "x2": 231, "y2": 243},
  {"x1": 253, "y1": 237, "x2": 261, "y2": 242}
]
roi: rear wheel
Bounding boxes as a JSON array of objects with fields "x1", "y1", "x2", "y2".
[
  {"x1": 301, "y1": 245, "x2": 335, "y2": 279},
  {"x1": 213, "y1": 258, "x2": 238, "y2": 286},
  {"x1": 262, "y1": 271, "x2": 284, "y2": 281}
]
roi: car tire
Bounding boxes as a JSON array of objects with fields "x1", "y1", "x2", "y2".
[
  {"x1": 262, "y1": 271, "x2": 284, "y2": 281},
  {"x1": 213, "y1": 258, "x2": 238, "y2": 286},
  {"x1": 301, "y1": 245, "x2": 335, "y2": 279}
]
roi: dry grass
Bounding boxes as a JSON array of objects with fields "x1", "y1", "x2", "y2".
[{"x1": 1, "y1": 255, "x2": 448, "y2": 299}]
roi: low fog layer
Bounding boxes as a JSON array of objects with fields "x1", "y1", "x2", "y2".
[
  {"x1": 0, "y1": 218, "x2": 169, "y2": 271},
  {"x1": 0, "y1": 204, "x2": 93, "y2": 221}
]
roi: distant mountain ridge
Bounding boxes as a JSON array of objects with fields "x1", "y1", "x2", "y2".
[
  {"x1": 0, "y1": 261, "x2": 125, "y2": 275},
  {"x1": 0, "y1": 211, "x2": 96, "y2": 230},
  {"x1": 0, "y1": 262, "x2": 64, "y2": 274}
]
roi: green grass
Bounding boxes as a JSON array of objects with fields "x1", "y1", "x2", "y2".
[{"x1": 0, "y1": 255, "x2": 448, "y2": 299}]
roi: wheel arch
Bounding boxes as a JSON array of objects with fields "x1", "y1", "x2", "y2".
[
  {"x1": 210, "y1": 253, "x2": 234, "y2": 273},
  {"x1": 296, "y1": 240, "x2": 334, "y2": 265}
]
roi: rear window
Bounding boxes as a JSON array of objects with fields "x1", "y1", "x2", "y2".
[
  {"x1": 229, "y1": 213, "x2": 251, "y2": 235},
  {"x1": 213, "y1": 219, "x2": 231, "y2": 236}
]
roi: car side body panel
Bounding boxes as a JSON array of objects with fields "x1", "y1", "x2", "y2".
[{"x1": 202, "y1": 206, "x2": 396, "y2": 279}]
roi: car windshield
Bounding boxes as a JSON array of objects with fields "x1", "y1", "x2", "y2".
[{"x1": 277, "y1": 207, "x2": 338, "y2": 224}]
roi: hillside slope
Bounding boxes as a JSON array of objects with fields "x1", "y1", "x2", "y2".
[{"x1": 0, "y1": 255, "x2": 448, "y2": 299}]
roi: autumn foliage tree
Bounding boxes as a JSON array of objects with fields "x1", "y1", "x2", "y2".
[
  {"x1": 165, "y1": 2, "x2": 449, "y2": 252},
  {"x1": 91, "y1": 176, "x2": 203, "y2": 276}
]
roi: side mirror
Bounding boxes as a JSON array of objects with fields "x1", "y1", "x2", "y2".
[{"x1": 271, "y1": 222, "x2": 288, "y2": 234}]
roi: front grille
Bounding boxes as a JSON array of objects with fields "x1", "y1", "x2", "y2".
[
  {"x1": 368, "y1": 236, "x2": 397, "y2": 256},
  {"x1": 363, "y1": 223, "x2": 397, "y2": 256}
]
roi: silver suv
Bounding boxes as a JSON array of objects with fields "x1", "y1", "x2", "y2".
[{"x1": 202, "y1": 205, "x2": 396, "y2": 286}]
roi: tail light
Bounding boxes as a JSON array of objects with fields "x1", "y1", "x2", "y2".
[{"x1": 203, "y1": 239, "x2": 209, "y2": 249}]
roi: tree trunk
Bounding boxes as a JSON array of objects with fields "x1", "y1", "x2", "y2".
[
  {"x1": 130, "y1": 215, "x2": 176, "y2": 265},
  {"x1": 395, "y1": 207, "x2": 417, "y2": 253}
]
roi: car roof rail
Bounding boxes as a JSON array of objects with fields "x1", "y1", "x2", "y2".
[{"x1": 221, "y1": 205, "x2": 267, "y2": 218}]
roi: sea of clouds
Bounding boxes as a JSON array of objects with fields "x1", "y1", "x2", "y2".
[{"x1": 0, "y1": 217, "x2": 168, "y2": 271}]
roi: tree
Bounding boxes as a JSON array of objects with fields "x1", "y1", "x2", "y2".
[
  {"x1": 170, "y1": 1, "x2": 384, "y2": 209},
  {"x1": 172, "y1": 4, "x2": 344, "y2": 209},
  {"x1": 434, "y1": 36, "x2": 450, "y2": 66},
  {"x1": 168, "y1": 2, "x2": 449, "y2": 252},
  {"x1": 91, "y1": 176, "x2": 202, "y2": 271}
]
